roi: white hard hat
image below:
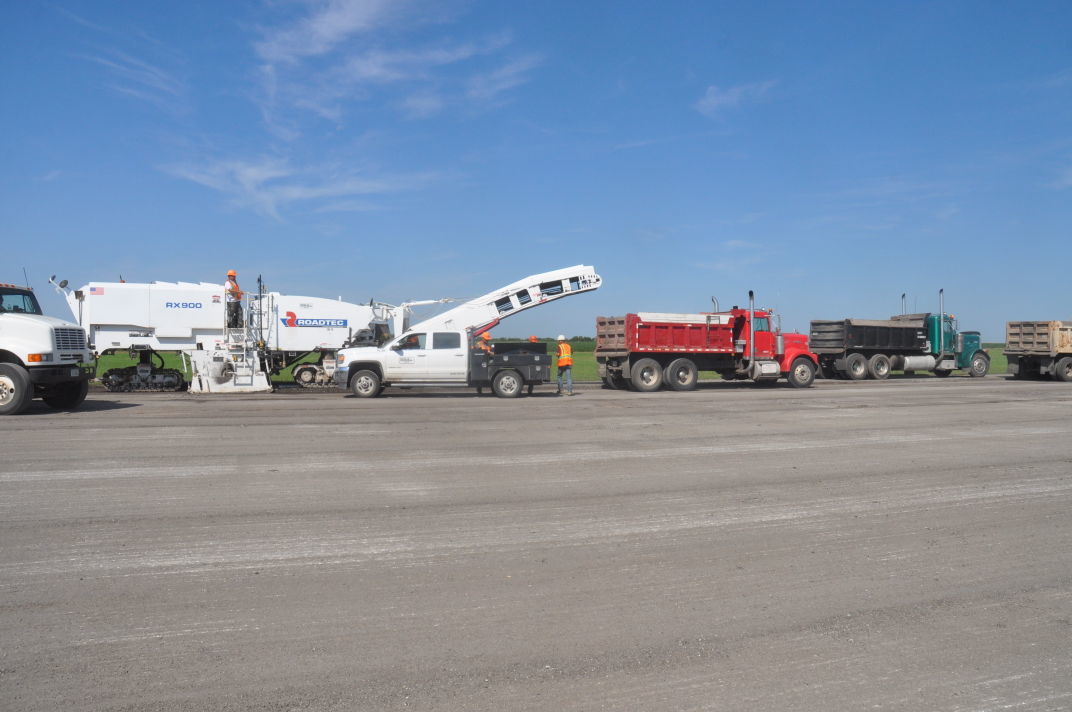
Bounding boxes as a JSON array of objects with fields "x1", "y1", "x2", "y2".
[{"x1": 557, "y1": 334, "x2": 566, "y2": 341}]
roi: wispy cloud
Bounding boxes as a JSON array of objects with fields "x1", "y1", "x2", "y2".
[
  {"x1": 696, "y1": 255, "x2": 763, "y2": 272},
  {"x1": 694, "y1": 80, "x2": 777, "y2": 118},
  {"x1": 254, "y1": 0, "x2": 404, "y2": 64},
  {"x1": 466, "y1": 55, "x2": 543, "y2": 102},
  {"x1": 252, "y1": 2, "x2": 534, "y2": 132},
  {"x1": 76, "y1": 46, "x2": 187, "y2": 113},
  {"x1": 162, "y1": 156, "x2": 433, "y2": 219}
]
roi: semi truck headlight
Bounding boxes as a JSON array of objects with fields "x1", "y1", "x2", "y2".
[{"x1": 27, "y1": 353, "x2": 53, "y2": 362}]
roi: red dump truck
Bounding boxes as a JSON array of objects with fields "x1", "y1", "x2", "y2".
[{"x1": 595, "y1": 291, "x2": 818, "y2": 391}]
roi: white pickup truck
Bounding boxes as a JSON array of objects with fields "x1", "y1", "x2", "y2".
[
  {"x1": 0, "y1": 281, "x2": 95, "y2": 415},
  {"x1": 334, "y1": 265, "x2": 601, "y2": 399}
]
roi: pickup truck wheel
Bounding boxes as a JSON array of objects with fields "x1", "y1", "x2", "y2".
[
  {"x1": 845, "y1": 353, "x2": 868, "y2": 381},
  {"x1": 492, "y1": 370, "x2": 523, "y2": 398},
  {"x1": 349, "y1": 370, "x2": 381, "y2": 398},
  {"x1": 787, "y1": 357, "x2": 817, "y2": 388},
  {"x1": 629, "y1": 358, "x2": 663, "y2": 392},
  {"x1": 664, "y1": 358, "x2": 698, "y2": 391},
  {"x1": 0, "y1": 363, "x2": 34, "y2": 415},
  {"x1": 1054, "y1": 356, "x2": 1072, "y2": 382},
  {"x1": 43, "y1": 380, "x2": 89, "y2": 410},
  {"x1": 866, "y1": 354, "x2": 891, "y2": 380},
  {"x1": 968, "y1": 353, "x2": 990, "y2": 378}
]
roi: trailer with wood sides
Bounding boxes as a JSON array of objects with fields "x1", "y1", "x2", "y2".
[{"x1": 1005, "y1": 320, "x2": 1072, "y2": 382}]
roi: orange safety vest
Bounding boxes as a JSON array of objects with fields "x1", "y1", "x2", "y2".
[
  {"x1": 226, "y1": 279, "x2": 243, "y2": 302},
  {"x1": 556, "y1": 342, "x2": 573, "y2": 367}
]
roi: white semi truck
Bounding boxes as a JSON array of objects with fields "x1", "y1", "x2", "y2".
[
  {"x1": 0, "y1": 280, "x2": 95, "y2": 415},
  {"x1": 60, "y1": 279, "x2": 411, "y2": 391},
  {"x1": 335, "y1": 265, "x2": 602, "y2": 398}
]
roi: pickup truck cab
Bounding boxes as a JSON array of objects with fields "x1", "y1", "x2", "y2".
[
  {"x1": 334, "y1": 331, "x2": 550, "y2": 398},
  {"x1": 1, "y1": 282, "x2": 95, "y2": 415}
]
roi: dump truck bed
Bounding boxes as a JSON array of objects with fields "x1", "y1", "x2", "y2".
[
  {"x1": 1005, "y1": 321, "x2": 1072, "y2": 357},
  {"x1": 809, "y1": 318, "x2": 927, "y2": 354},
  {"x1": 595, "y1": 313, "x2": 737, "y2": 356}
]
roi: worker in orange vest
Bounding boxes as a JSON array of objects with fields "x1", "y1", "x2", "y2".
[
  {"x1": 556, "y1": 334, "x2": 573, "y2": 396},
  {"x1": 475, "y1": 331, "x2": 493, "y2": 354},
  {"x1": 225, "y1": 269, "x2": 243, "y2": 328}
]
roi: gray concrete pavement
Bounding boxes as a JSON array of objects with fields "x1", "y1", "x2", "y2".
[{"x1": 2, "y1": 376, "x2": 1070, "y2": 711}]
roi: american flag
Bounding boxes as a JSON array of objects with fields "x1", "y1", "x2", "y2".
[{"x1": 89, "y1": 287, "x2": 104, "y2": 295}]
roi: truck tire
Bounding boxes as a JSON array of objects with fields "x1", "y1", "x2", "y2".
[
  {"x1": 491, "y1": 369, "x2": 523, "y2": 398},
  {"x1": 42, "y1": 380, "x2": 89, "y2": 410},
  {"x1": 0, "y1": 363, "x2": 34, "y2": 415},
  {"x1": 630, "y1": 358, "x2": 663, "y2": 392},
  {"x1": 866, "y1": 354, "x2": 891, "y2": 380},
  {"x1": 602, "y1": 373, "x2": 627, "y2": 390},
  {"x1": 1054, "y1": 356, "x2": 1072, "y2": 382},
  {"x1": 349, "y1": 369, "x2": 381, "y2": 398},
  {"x1": 293, "y1": 365, "x2": 318, "y2": 386},
  {"x1": 786, "y1": 357, "x2": 817, "y2": 388},
  {"x1": 844, "y1": 353, "x2": 868, "y2": 381},
  {"x1": 968, "y1": 353, "x2": 990, "y2": 378},
  {"x1": 664, "y1": 358, "x2": 698, "y2": 391},
  {"x1": 933, "y1": 368, "x2": 952, "y2": 377}
]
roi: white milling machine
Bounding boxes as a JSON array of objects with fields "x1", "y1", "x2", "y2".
[{"x1": 60, "y1": 279, "x2": 413, "y2": 393}]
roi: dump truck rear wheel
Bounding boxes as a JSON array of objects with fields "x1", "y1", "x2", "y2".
[
  {"x1": 845, "y1": 353, "x2": 867, "y2": 381},
  {"x1": 866, "y1": 354, "x2": 891, "y2": 380},
  {"x1": 630, "y1": 358, "x2": 663, "y2": 392},
  {"x1": 1054, "y1": 356, "x2": 1072, "y2": 382},
  {"x1": 664, "y1": 358, "x2": 697, "y2": 391}
]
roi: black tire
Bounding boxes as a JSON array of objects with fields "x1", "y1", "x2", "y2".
[
  {"x1": 844, "y1": 353, "x2": 868, "y2": 381},
  {"x1": 293, "y1": 366, "x2": 318, "y2": 386},
  {"x1": 629, "y1": 358, "x2": 663, "y2": 392},
  {"x1": 933, "y1": 368, "x2": 952, "y2": 378},
  {"x1": 866, "y1": 354, "x2": 891, "y2": 380},
  {"x1": 787, "y1": 357, "x2": 817, "y2": 388},
  {"x1": 1054, "y1": 356, "x2": 1072, "y2": 382},
  {"x1": 491, "y1": 369, "x2": 523, "y2": 398},
  {"x1": 42, "y1": 380, "x2": 89, "y2": 410},
  {"x1": 664, "y1": 358, "x2": 698, "y2": 391},
  {"x1": 0, "y1": 363, "x2": 34, "y2": 415},
  {"x1": 968, "y1": 353, "x2": 990, "y2": 378},
  {"x1": 349, "y1": 369, "x2": 381, "y2": 398}
]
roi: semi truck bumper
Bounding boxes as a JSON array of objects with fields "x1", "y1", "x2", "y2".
[{"x1": 28, "y1": 364, "x2": 95, "y2": 385}]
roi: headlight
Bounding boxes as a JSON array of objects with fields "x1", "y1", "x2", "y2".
[{"x1": 337, "y1": 354, "x2": 346, "y2": 364}]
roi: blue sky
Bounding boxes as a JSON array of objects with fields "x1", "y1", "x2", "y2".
[{"x1": 2, "y1": 1, "x2": 1070, "y2": 340}]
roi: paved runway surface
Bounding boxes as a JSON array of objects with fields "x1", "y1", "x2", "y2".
[{"x1": 2, "y1": 376, "x2": 1070, "y2": 711}]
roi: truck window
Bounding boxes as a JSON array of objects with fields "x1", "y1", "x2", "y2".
[
  {"x1": 0, "y1": 289, "x2": 43, "y2": 315},
  {"x1": 398, "y1": 333, "x2": 426, "y2": 350},
  {"x1": 432, "y1": 332, "x2": 461, "y2": 349},
  {"x1": 753, "y1": 317, "x2": 770, "y2": 332}
]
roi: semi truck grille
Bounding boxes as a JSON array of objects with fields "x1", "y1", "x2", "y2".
[{"x1": 54, "y1": 327, "x2": 87, "y2": 350}]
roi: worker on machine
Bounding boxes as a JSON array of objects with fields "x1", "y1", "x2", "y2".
[
  {"x1": 474, "y1": 331, "x2": 493, "y2": 354},
  {"x1": 556, "y1": 334, "x2": 573, "y2": 396},
  {"x1": 225, "y1": 269, "x2": 243, "y2": 328}
]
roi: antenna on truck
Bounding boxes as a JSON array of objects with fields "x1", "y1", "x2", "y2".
[{"x1": 901, "y1": 293, "x2": 906, "y2": 316}]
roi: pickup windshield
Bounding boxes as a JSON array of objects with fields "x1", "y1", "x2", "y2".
[{"x1": 0, "y1": 288, "x2": 43, "y2": 315}]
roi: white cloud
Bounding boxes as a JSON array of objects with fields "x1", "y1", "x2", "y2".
[
  {"x1": 466, "y1": 54, "x2": 543, "y2": 101},
  {"x1": 254, "y1": 0, "x2": 403, "y2": 64},
  {"x1": 162, "y1": 156, "x2": 430, "y2": 219},
  {"x1": 80, "y1": 48, "x2": 186, "y2": 111},
  {"x1": 694, "y1": 80, "x2": 776, "y2": 118}
]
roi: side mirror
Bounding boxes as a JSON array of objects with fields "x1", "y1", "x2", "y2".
[{"x1": 390, "y1": 342, "x2": 403, "y2": 351}]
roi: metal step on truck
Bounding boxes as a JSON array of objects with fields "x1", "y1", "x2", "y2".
[
  {"x1": 1005, "y1": 320, "x2": 1072, "y2": 382},
  {"x1": 809, "y1": 290, "x2": 989, "y2": 380},
  {"x1": 335, "y1": 265, "x2": 602, "y2": 398},
  {"x1": 594, "y1": 291, "x2": 819, "y2": 391},
  {"x1": 1, "y1": 279, "x2": 94, "y2": 415}
]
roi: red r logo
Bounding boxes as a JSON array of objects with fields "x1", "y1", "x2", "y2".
[{"x1": 285, "y1": 311, "x2": 298, "y2": 327}]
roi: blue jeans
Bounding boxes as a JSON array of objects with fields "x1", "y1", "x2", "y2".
[{"x1": 557, "y1": 366, "x2": 572, "y2": 393}]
